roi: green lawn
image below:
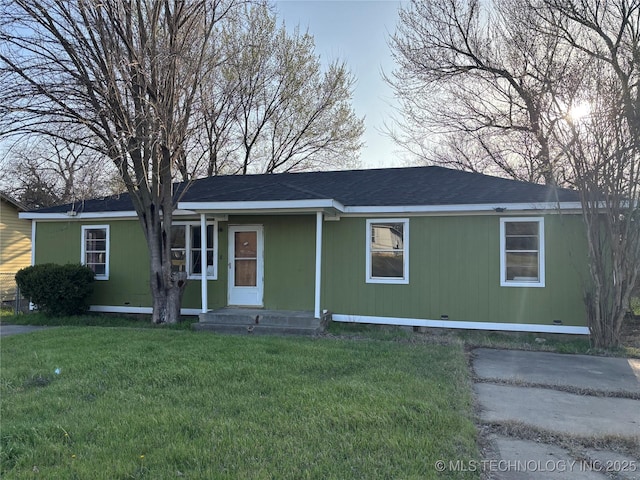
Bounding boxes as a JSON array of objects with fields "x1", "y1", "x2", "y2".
[{"x1": 0, "y1": 328, "x2": 479, "y2": 479}]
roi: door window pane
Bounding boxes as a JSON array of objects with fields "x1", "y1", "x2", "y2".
[
  {"x1": 234, "y1": 260, "x2": 257, "y2": 286},
  {"x1": 235, "y1": 232, "x2": 257, "y2": 258}
]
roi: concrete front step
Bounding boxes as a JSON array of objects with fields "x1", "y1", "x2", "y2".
[
  {"x1": 193, "y1": 323, "x2": 323, "y2": 336},
  {"x1": 200, "y1": 308, "x2": 321, "y2": 328},
  {"x1": 194, "y1": 308, "x2": 330, "y2": 336}
]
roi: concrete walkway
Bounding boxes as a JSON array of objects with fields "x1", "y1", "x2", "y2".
[
  {"x1": 0, "y1": 324, "x2": 54, "y2": 337},
  {"x1": 473, "y1": 349, "x2": 640, "y2": 479}
]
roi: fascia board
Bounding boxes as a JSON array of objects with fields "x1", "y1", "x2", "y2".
[
  {"x1": 344, "y1": 202, "x2": 584, "y2": 214},
  {"x1": 20, "y1": 211, "x2": 139, "y2": 220},
  {"x1": 178, "y1": 199, "x2": 346, "y2": 212},
  {"x1": 19, "y1": 209, "x2": 198, "y2": 220}
]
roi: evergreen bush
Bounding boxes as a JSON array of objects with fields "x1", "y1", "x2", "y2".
[{"x1": 15, "y1": 264, "x2": 95, "y2": 316}]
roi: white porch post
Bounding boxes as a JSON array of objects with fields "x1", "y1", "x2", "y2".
[
  {"x1": 31, "y1": 220, "x2": 36, "y2": 266},
  {"x1": 200, "y1": 213, "x2": 208, "y2": 313},
  {"x1": 314, "y1": 211, "x2": 322, "y2": 318},
  {"x1": 29, "y1": 220, "x2": 37, "y2": 311}
]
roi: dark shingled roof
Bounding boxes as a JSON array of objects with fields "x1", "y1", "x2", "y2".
[{"x1": 30, "y1": 166, "x2": 579, "y2": 214}]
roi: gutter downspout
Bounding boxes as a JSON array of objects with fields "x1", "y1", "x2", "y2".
[{"x1": 314, "y1": 211, "x2": 322, "y2": 318}]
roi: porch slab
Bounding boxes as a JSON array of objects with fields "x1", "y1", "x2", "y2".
[{"x1": 194, "y1": 308, "x2": 330, "y2": 336}]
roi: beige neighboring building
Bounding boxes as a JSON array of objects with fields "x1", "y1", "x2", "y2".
[{"x1": 0, "y1": 193, "x2": 32, "y2": 305}]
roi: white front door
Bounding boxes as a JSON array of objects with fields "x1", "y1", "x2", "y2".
[{"x1": 228, "y1": 225, "x2": 264, "y2": 306}]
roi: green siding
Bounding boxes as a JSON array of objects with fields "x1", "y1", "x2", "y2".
[
  {"x1": 34, "y1": 215, "x2": 317, "y2": 312},
  {"x1": 34, "y1": 212, "x2": 589, "y2": 327},
  {"x1": 183, "y1": 215, "x2": 316, "y2": 311},
  {"x1": 322, "y1": 215, "x2": 589, "y2": 327},
  {"x1": 228, "y1": 215, "x2": 316, "y2": 311},
  {"x1": 36, "y1": 220, "x2": 152, "y2": 307}
]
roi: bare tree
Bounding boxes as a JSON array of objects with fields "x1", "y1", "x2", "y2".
[
  {"x1": 0, "y1": 0, "x2": 237, "y2": 323},
  {"x1": 540, "y1": 0, "x2": 640, "y2": 348},
  {"x1": 197, "y1": 3, "x2": 364, "y2": 176},
  {"x1": 389, "y1": 0, "x2": 640, "y2": 347},
  {"x1": 1, "y1": 136, "x2": 119, "y2": 208},
  {"x1": 387, "y1": 0, "x2": 580, "y2": 185}
]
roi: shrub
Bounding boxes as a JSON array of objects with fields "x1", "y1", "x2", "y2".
[{"x1": 15, "y1": 264, "x2": 95, "y2": 317}]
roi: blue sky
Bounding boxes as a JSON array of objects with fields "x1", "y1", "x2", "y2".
[{"x1": 275, "y1": 0, "x2": 407, "y2": 169}]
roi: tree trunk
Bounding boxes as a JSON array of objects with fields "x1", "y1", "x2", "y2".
[
  {"x1": 150, "y1": 271, "x2": 188, "y2": 324},
  {"x1": 141, "y1": 201, "x2": 188, "y2": 324},
  {"x1": 586, "y1": 292, "x2": 626, "y2": 349},
  {"x1": 583, "y1": 212, "x2": 636, "y2": 349}
]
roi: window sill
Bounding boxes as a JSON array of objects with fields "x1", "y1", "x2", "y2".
[
  {"x1": 188, "y1": 275, "x2": 218, "y2": 281},
  {"x1": 366, "y1": 278, "x2": 409, "y2": 285},
  {"x1": 501, "y1": 281, "x2": 545, "y2": 288}
]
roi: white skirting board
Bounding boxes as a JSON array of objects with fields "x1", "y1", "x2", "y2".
[
  {"x1": 89, "y1": 305, "x2": 201, "y2": 316},
  {"x1": 332, "y1": 314, "x2": 590, "y2": 335}
]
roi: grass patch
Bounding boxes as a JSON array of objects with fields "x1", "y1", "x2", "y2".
[
  {"x1": 436, "y1": 329, "x2": 639, "y2": 358},
  {"x1": 327, "y1": 321, "x2": 640, "y2": 358},
  {"x1": 6, "y1": 313, "x2": 638, "y2": 357},
  {"x1": 1, "y1": 328, "x2": 479, "y2": 479},
  {"x1": 326, "y1": 320, "x2": 415, "y2": 341},
  {"x1": 454, "y1": 330, "x2": 593, "y2": 353},
  {"x1": 1, "y1": 312, "x2": 196, "y2": 330},
  {"x1": 0, "y1": 307, "x2": 16, "y2": 317},
  {"x1": 631, "y1": 297, "x2": 640, "y2": 316}
]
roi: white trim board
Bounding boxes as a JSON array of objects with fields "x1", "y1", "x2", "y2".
[
  {"x1": 179, "y1": 199, "x2": 346, "y2": 212},
  {"x1": 89, "y1": 305, "x2": 201, "y2": 316},
  {"x1": 345, "y1": 202, "x2": 583, "y2": 214},
  {"x1": 332, "y1": 314, "x2": 590, "y2": 335},
  {"x1": 20, "y1": 211, "x2": 139, "y2": 220},
  {"x1": 19, "y1": 209, "x2": 201, "y2": 220}
]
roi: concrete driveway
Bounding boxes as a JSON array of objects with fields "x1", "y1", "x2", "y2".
[
  {"x1": 473, "y1": 349, "x2": 640, "y2": 479},
  {"x1": 0, "y1": 324, "x2": 54, "y2": 337}
]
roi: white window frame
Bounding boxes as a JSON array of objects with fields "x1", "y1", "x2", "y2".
[
  {"x1": 500, "y1": 217, "x2": 545, "y2": 287},
  {"x1": 81, "y1": 225, "x2": 110, "y2": 280},
  {"x1": 171, "y1": 221, "x2": 218, "y2": 280},
  {"x1": 366, "y1": 218, "x2": 409, "y2": 284}
]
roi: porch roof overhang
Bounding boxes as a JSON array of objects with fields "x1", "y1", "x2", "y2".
[{"x1": 177, "y1": 198, "x2": 346, "y2": 216}]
